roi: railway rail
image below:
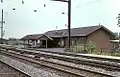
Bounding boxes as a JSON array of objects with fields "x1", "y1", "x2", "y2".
[
  {"x1": 27, "y1": 48, "x2": 120, "y2": 62},
  {"x1": 0, "y1": 49, "x2": 115, "y2": 77},
  {"x1": 15, "y1": 48, "x2": 120, "y2": 71},
  {"x1": 25, "y1": 48, "x2": 120, "y2": 70},
  {"x1": 0, "y1": 44, "x2": 120, "y2": 77},
  {"x1": 2, "y1": 44, "x2": 119, "y2": 62}
]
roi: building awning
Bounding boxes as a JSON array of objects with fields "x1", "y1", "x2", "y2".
[
  {"x1": 21, "y1": 34, "x2": 43, "y2": 40},
  {"x1": 38, "y1": 34, "x2": 53, "y2": 40}
]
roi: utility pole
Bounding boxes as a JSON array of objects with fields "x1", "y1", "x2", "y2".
[
  {"x1": 0, "y1": 9, "x2": 5, "y2": 44},
  {"x1": 68, "y1": 0, "x2": 71, "y2": 50},
  {"x1": 51, "y1": 0, "x2": 71, "y2": 50}
]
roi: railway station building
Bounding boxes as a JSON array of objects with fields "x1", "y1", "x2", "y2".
[{"x1": 21, "y1": 25, "x2": 116, "y2": 52}]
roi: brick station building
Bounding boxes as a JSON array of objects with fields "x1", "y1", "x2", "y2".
[{"x1": 21, "y1": 25, "x2": 115, "y2": 52}]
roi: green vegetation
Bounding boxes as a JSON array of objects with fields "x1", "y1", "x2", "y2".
[
  {"x1": 85, "y1": 41, "x2": 96, "y2": 54},
  {"x1": 68, "y1": 41, "x2": 120, "y2": 57},
  {"x1": 117, "y1": 13, "x2": 120, "y2": 27},
  {"x1": 70, "y1": 41, "x2": 96, "y2": 54},
  {"x1": 70, "y1": 45, "x2": 87, "y2": 53},
  {"x1": 111, "y1": 51, "x2": 120, "y2": 57}
]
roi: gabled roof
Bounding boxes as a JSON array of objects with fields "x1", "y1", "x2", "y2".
[
  {"x1": 21, "y1": 25, "x2": 115, "y2": 40},
  {"x1": 38, "y1": 34, "x2": 54, "y2": 40},
  {"x1": 44, "y1": 25, "x2": 115, "y2": 37},
  {"x1": 21, "y1": 34, "x2": 43, "y2": 40}
]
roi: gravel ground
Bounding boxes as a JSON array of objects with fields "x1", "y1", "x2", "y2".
[
  {"x1": 1, "y1": 51, "x2": 79, "y2": 77},
  {"x1": 6, "y1": 50, "x2": 120, "y2": 77},
  {"x1": 0, "y1": 55, "x2": 63, "y2": 77},
  {"x1": 36, "y1": 48, "x2": 65, "y2": 52},
  {"x1": 9, "y1": 48, "x2": 120, "y2": 76},
  {"x1": 39, "y1": 57, "x2": 120, "y2": 77},
  {"x1": 27, "y1": 49, "x2": 120, "y2": 66},
  {"x1": 1, "y1": 45, "x2": 120, "y2": 77},
  {"x1": 0, "y1": 61, "x2": 29, "y2": 77}
]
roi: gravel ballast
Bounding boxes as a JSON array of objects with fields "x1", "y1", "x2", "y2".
[{"x1": 0, "y1": 55, "x2": 62, "y2": 77}]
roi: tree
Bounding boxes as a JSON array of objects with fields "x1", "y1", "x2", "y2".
[{"x1": 117, "y1": 14, "x2": 120, "y2": 27}]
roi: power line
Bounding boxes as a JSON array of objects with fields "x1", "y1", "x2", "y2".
[{"x1": 76, "y1": 0, "x2": 102, "y2": 8}]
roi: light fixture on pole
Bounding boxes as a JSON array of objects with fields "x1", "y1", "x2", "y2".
[
  {"x1": 44, "y1": 4, "x2": 46, "y2": 7},
  {"x1": 12, "y1": 8, "x2": 16, "y2": 10},
  {"x1": 22, "y1": 0, "x2": 24, "y2": 4}
]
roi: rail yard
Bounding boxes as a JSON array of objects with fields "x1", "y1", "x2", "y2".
[{"x1": 0, "y1": 44, "x2": 120, "y2": 77}]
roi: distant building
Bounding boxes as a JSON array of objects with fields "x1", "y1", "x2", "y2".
[
  {"x1": 119, "y1": 32, "x2": 120, "y2": 38},
  {"x1": 113, "y1": 32, "x2": 119, "y2": 39},
  {"x1": 7, "y1": 38, "x2": 23, "y2": 45},
  {"x1": 113, "y1": 32, "x2": 118, "y2": 37},
  {"x1": 21, "y1": 25, "x2": 115, "y2": 52}
]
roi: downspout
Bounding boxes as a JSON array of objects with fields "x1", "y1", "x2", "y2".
[
  {"x1": 46, "y1": 39, "x2": 48, "y2": 48},
  {"x1": 23, "y1": 40, "x2": 25, "y2": 48},
  {"x1": 84, "y1": 37, "x2": 87, "y2": 52}
]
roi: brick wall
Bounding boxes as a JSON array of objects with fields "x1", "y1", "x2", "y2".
[{"x1": 87, "y1": 29, "x2": 111, "y2": 52}]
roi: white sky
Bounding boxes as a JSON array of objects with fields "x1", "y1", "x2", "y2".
[{"x1": 0, "y1": 0, "x2": 120, "y2": 38}]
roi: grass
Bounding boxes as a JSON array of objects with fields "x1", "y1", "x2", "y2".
[
  {"x1": 70, "y1": 45, "x2": 120, "y2": 57},
  {"x1": 111, "y1": 51, "x2": 120, "y2": 57}
]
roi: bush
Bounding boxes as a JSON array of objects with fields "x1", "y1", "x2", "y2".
[
  {"x1": 111, "y1": 50, "x2": 120, "y2": 57},
  {"x1": 85, "y1": 41, "x2": 96, "y2": 54},
  {"x1": 70, "y1": 41, "x2": 96, "y2": 54},
  {"x1": 70, "y1": 45, "x2": 87, "y2": 53},
  {"x1": 70, "y1": 45, "x2": 88, "y2": 53},
  {"x1": 111, "y1": 52, "x2": 120, "y2": 57}
]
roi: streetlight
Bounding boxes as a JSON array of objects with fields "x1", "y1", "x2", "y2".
[{"x1": 51, "y1": 0, "x2": 71, "y2": 50}]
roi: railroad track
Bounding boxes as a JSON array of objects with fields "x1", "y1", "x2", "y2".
[
  {"x1": 19, "y1": 48, "x2": 120, "y2": 71},
  {"x1": 0, "y1": 49, "x2": 115, "y2": 77},
  {"x1": 1, "y1": 44, "x2": 119, "y2": 62},
  {"x1": 0, "y1": 45, "x2": 120, "y2": 76},
  {"x1": 1, "y1": 45, "x2": 120, "y2": 70},
  {"x1": 27, "y1": 48, "x2": 120, "y2": 62},
  {"x1": 27, "y1": 48, "x2": 120, "y2": 69}
]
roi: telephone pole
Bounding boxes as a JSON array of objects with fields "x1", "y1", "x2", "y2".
[
  {"x1": 0, "y1": 9, "x2": 5, "y2": 44},
  {"x1": 68, "y1": 0, "x2": 71, "y2": 50}
]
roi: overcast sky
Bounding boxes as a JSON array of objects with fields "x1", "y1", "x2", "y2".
[{"x1": 0, "y1": 0, "x2": 120, "y2": 39}]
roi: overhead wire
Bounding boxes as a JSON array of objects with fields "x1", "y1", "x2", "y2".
[
  {"x1": 0, "y1": 0, "x2": 104, "y2": 14},
  {"x1": 75, "y1": 0, "x2": 103, "y2": 8},
  {"x1": 71, "y1": 0, "x2": 103, "y2": 28}
]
